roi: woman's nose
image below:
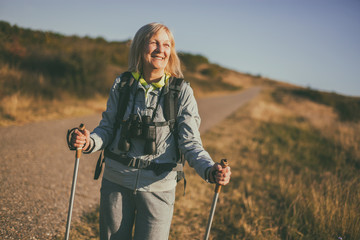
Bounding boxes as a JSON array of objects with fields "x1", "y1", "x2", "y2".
[{"x1": 156, "y1": 43, "x2": 164, "y2": 52}]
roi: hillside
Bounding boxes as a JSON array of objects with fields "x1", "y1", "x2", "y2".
[{"x1": 0, "y1": 20, "x2": 269, "y2": 126}]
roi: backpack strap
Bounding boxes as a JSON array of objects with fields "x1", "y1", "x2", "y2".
[
  {"x1": 164, "y1": 76, "x2": 184, "y2": 129},
  {"x1": 114, "y1": 71, "x2": 135, "y2": 132},
  {"x1": 94, "y1": 71, "x2": 135, "y2": 180},
  {"x1": 164, "y1": 77, "x2": 187, "y2": 194}
]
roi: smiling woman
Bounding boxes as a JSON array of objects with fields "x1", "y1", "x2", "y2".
[{"x1": 69, "y1": 22, "x2": 231, "y2": 240}]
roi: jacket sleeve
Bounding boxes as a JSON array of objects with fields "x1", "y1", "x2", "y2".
[
  {"x1": 88, "y1": 76, "x2": 122, "y2": 153},
  {"x1": 176, "y1": 82, "x2": 215, "y2": 180}
]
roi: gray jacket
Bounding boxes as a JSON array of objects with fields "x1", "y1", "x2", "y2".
[{"x1": 88, "y1": 73, "x2": 214, "y2": 192}]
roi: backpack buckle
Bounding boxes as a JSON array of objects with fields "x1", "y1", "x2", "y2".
[{"x1": 128, "y1": 157, "x2": 151, "y2": 169}]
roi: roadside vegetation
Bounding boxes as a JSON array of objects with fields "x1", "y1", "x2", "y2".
[
  {"x1": 273, "y1": 87, "x2": 360, "y2": 122},
  {"x1": 172, "y1": 87, "x2": 359, "y2": 239}
]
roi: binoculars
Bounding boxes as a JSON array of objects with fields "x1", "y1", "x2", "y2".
[{"x1": 118, "y1": 114, "x2": 156, "y2": 155}]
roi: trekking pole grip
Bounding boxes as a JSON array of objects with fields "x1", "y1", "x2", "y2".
[
  {"x1": 76, "y1": 123, "x2": 85, "y2": 159},
  {"x1": 214, "y1": 159, "x2": 228, "y2": 193}
]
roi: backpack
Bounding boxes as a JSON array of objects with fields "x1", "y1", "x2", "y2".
[{"x1": 94, "y1": 72, "x2": 186, "y2": 187}]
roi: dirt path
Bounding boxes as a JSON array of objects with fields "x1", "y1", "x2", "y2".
[{"x1": 0, "y1": 87, "x2": 261, "y2": 239}]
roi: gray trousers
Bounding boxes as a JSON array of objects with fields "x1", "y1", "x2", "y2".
[{"x1": 100, "y1": 178, "x2": 175, "y2": 240}]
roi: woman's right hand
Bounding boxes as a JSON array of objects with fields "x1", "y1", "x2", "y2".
[{"x1": 71, "y1": 128, "x2": 90, "y2": 150}]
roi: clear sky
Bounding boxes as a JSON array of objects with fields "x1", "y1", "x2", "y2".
[{"x1": 1, "y1": 0, "x2": 359, "y2": 96}]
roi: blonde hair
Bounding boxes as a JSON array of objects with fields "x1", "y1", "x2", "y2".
[{"x1": 128, "y1": 23, "x2": 183, "y2": 78}]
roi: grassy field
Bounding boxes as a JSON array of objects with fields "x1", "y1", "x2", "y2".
[{"x1": 61, "y1": 87, "x2": 360, "y2": 240}]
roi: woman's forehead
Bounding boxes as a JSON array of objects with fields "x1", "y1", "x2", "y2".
[{"x1": 149, "y1": 29, "x2": 171, "y2": 42}]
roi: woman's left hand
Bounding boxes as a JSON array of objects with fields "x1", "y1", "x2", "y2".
[{"x1": 209, "y1": 163, "x2": 231, "y2": 185}]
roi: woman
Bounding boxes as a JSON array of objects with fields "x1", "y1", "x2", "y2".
[{"x1": 71, "y1": 23, "x2": 231, "y2": 240}]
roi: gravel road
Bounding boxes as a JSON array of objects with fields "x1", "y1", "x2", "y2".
[{"x1": 0, "y1": 87, "x2": 261, "y2": 239}]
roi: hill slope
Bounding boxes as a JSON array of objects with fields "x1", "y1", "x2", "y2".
[{"x1": 0, "y1": 20, "x2": 271, "y2": 125}]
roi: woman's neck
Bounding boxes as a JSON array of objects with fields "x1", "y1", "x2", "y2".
[{"x1": 143, "y1": 69, "x2": 164, "y2": 84}]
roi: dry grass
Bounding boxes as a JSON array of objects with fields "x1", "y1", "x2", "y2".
[
  {"x1": 0, "y1": 64, "x2": 112, "y2": 126},
  {"x1": 170, "y1": 88, "x2": 360, "y2": 239},
  {"x1": 0, "y1": 93, "x2": 107, "y2": 126}
]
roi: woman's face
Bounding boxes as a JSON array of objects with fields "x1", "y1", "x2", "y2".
[{"x1": 143, "y1": 29, "x2": 171, "y2": 75}]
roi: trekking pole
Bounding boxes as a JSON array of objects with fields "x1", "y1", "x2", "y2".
[
  {"x1": 204, "y1": 159, "x2": 229, "y2": 240},
  {"x1": 65, "y1": 123, "x2": 85, "y2": 240}
]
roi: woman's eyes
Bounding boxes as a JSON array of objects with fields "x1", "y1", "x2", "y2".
[{"x1": 149, "y1": 41, "x2": 171, "y2": 48}]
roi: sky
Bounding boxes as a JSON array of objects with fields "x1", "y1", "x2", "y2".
[{"x1": 1, "y1": 0, "x2": 359, "y2": 96}]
